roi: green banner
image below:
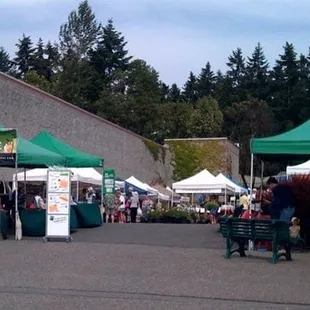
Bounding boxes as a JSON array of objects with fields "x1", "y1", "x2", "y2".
[
  {"x1": 103, "y1": 169, "x2": 115, "y2": 195},
  {"x1": 0, "y1": 129, "x2": 17, "y2": 166}
]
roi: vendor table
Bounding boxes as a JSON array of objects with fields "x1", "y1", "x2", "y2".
[
  {"x1": 72, "y1": 203, "x2": 103, "y2": 228},
  {"x1": 19, "y1": 206, "x2": 79, "y2": 237}
]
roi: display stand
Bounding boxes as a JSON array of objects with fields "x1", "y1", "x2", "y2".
[{"x1": 43, "y1": 170, "x2": 72, "y2": 243}]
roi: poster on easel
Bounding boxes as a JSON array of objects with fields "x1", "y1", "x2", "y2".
[{"x1": 45, "y1": 170, "x2": 72, "y2": 242}]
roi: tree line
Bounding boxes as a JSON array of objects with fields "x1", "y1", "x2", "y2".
[{"x1": 0, "y1": 1, "x2": 308, "y2": 185}]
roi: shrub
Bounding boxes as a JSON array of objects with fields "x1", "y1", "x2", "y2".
[{"x1": 205, "y1": 202, "x2": 219, "y2": 211}]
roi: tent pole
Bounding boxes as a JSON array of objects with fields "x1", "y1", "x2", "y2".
[
  {"x1": 23, "y1": 168, "x2": 26, "y2": 208},
  {"x1": 248, "y1": 153, "x2": 254, "y2": 252},
  {"x1": 260, "y1": 161, "x2": 264, "y2": 192},
  {"x1": 14, "y1": 155, "x2": 18, "y2": 241},
  {"x1": 171, "y1": 192, "x2": 174, "y2": 209},
  {"x1": 225, "y1": 187, "x2": 227, "y2": 205},
  {"x1": 76, "y1": 180, "x2": 79, "y2": 202}
]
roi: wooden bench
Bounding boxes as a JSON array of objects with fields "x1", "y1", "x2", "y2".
[{"x1": 219, "y1": 217, "x2": 292, "y2": 264}]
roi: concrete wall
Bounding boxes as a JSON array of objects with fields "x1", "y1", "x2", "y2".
[{"x1": 0, "y1": 73, "x2": 173, "y2": 184}]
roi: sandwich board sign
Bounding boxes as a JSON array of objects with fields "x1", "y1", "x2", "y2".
[{"x1": 44, "y1": 170, "x2": 72, "y2": 242}]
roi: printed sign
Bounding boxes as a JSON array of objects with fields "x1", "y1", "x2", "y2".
[
  {"x1": 0, "y1": 129, "x2": 17, "y2": 166},
  {"x1": 47, "y1": 193, "x2": 69, "y2": 214},
  {"x1": 103, "y1": 169, "x2": 115, "y2": 195},
  {"x1": 46, "y1": 170, "x2": 71, "y2": 240},
  {"x1": 48, "y1": 171, "x2": 70, "y2": 192},
  {"x1": 47, "y1": 215, "x2": 69, "y2": 237}
]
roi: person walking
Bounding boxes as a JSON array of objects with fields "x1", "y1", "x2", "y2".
[{"x1": 130, "y1": 191, "x2": 139, "y2": 223}]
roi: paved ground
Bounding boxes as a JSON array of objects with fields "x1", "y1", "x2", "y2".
[{"x1": 1, "y1": 224, "x2": 310, "y2": 309}]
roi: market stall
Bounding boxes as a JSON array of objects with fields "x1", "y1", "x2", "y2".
[
  {"x1": 0, "y1": 128, "x2": 67, "y2": 239},
  {"x1": 287, "y1": 159, "x2": 310, "y2": 175},
  {"x1": 250, "y1": 119, "x2": 310, "y2": 245},
  {"x1": 30, "y1": 131, "x2": 104, "y2": 229}
]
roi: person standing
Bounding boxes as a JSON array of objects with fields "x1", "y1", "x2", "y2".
[
  {"x1": 130, "y1": 191, "x2": 139, "y2": 223},
  {"x1": 117, "y1": 190, "x2": 126, "y2": 223}
]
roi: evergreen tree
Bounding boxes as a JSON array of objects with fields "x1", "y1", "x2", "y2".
[
  {"x1": 32, "y1": 38, "x2": 48, "y2": 78},
  {"x1": 213, "y1": 70, "x2": 234, "y2": 109},
  {"x1": 168, "y1": 83, "x2": 181, "y2": 102},
  {"x1": 226, "y1": 47, "x2": 246, "y2": 87},
  {"x1": 246, "y1": 42, "x2": 269, "y2": 100},
  {"x1": 270, "y1": 42, "x2": 300, "y2": 129},
  {"x1": 88, "y1": 19, "x2": 132, "y2": 101},
  {"x1": 45, "y1": 41, "x2": 60, "y2": 81},
  {"x1": 0, "y1": 47, "x2": 12, "y2": 73},
  {"x1": 159, "y1": 82, "x2": 169, "y2": 102},
  {"x1": 182, "y1": 71, "x2": 198, "y2": 104},
  {"x1": 197, "y1": 62, "x2": 215, "y2": 98},
  {"x1": 14, "y1": 34, "x2": 35, "y2": 77},
  {"x1": 59, "y1": 0, "x2": 100, "y2": 59}
]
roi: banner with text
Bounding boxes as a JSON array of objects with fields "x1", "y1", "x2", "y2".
[
  {"x1": 103, "y1": 169, "x2": 115, "y2": 195},
  {"x1": 0, "y1": 129, "x2": 17, "y2": 166}
]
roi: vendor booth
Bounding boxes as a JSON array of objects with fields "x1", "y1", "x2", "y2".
[
  {"x1": 287, "y1": 159, "x2": 310, "y2": 175},
  {"x1": 0, "y1": 128, "x2": 105, "y2": 240},
  {"x1": 0, "y1": 128, "x2": 67, "y2": 239},
  {"x1": 172, "y1": 169, "x2": 235, "y2": 194},
  {"x1": 250, "y1": 119, "x2": 310, "y2": 246}
]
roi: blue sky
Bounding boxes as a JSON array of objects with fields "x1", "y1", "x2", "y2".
[{"x1": 0, "y1": 0, "x2": 309, "y2": 86}]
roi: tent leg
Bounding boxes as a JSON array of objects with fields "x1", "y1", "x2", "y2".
[
  {"x1": 15, "y1": 159, "x2": 18, "y2": 241},
  {"x1": 260, "y1": 160, "x2": 264, "y2": 196},
  {"x1": 76, "y1": 180, "x2": 79, "y2": 202},
  {"x1": 248, "y1": 153, "x2": 254, "y2": 252},
  {"x1": 225, "y1": 187, "x2": 227, "y2": 205},
  {"x1": 23, "y1": 168, "x2": 26, "y2": 208}
]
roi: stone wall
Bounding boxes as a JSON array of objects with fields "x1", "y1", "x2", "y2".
[{"x1": 0, "y1": 73, "x2": 173, "y2": 184}]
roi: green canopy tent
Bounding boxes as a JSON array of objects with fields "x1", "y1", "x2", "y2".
[
  {"x1": 30, "y1": 130, "x2": 103, "y2": 168},
  {"x1": 0, "y1": 129, "x2": 66, "y2": 168},
  {"x1": 0, "y1": 128, "x2": 67, "y2": 240},
  {"x1": 248, "y1": 119, "x2": 310, "y2": 221},
  {"x1": 251, "y1": 119, "x2": 310, "y2": 161}
]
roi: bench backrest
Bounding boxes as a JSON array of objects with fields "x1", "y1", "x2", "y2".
[{"x1": 219, "y1": 218, "x2": 289, "y2": 241}]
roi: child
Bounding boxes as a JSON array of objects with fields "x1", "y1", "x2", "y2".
[{"x1": 290, "y1": 217, "x2": 302, "y2": 243}]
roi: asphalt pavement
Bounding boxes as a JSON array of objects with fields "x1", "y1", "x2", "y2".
[{"x1": 0, "y1": 223, "x2": 309, "y2": 309}]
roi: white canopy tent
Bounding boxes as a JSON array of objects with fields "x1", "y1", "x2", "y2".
[
  {"x1": 14, "y1": 168, "x2": 103, "y2": 185},
  {"x1": 286, "y1": 159, "x2": 310, "y2": 175},
  {"x1": 125, "y1": 176, "x2": 169, "y2": 201},
  {"x1": 215, "y1": 173, "x2": 247, "y2": 193},
  {"x1": 172, "y1": 169, "x2": 235, "y2": 194}
]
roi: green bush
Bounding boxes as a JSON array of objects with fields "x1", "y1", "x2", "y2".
[
  {"x1": 205, "y1": 202, "x2": 219, "y2": 211},
  {"x1": 146, "y1": 210, "x2": 191, "y2": 223}
]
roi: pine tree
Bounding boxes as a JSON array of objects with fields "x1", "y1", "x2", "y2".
[
  {"x1": 88, "y1": 19, "x2": 132, "y2": 101},
  {"x1": 226, "y1": 47, "x2": 246, "y2": 87},
  {"x1": 0, "y1": 47, "x2": 12, "y2": 73},
  {"x1": 59, "y1": 0, "x2": 100, "y2": 59},
  {"x1": 159, "y1": 82, "x2": 169, "y2": 102},
  {"x1": 14, "y1": 34, "x2": 35, "y2": 77},
  {"x1": 182, "y1": 71, "x2": 198, "y2": 104},
  {"x1": 246, "y1": 42, "x2": 269, "y2": 100},
  {"x1": 197, "y1": 62, "x2": 215, "y2": 98},
  {"x1": 45, "y1": 41, "x2": 60, "y2": 81},
  {"x1": 270, "y1": 42, "x2": 300, "y2": 129},
  {"x1": 32, "y1": 38, "x2": 48, "y2": 78},
  {"x1": 168, "y1": 83, "x2": 181, "y2": 102}
]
